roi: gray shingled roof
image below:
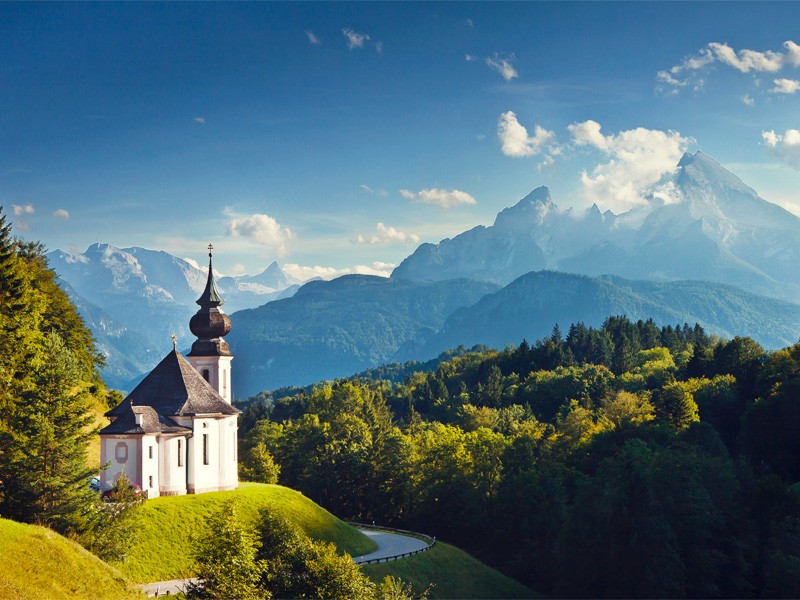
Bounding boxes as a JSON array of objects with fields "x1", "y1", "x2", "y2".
[
  {"x1": 99, "y1": 405, "x2": 191, "y2": 435},
  {"x1": 106, "y1": 350, "x2": 240, "y2": 419}
]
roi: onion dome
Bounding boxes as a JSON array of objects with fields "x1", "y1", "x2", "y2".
[{"x1": 187, "y1": 245, "x2": 232, "y2": 357}]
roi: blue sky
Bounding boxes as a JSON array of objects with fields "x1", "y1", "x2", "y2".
[{"x1": 3, "y1": 2, "x2": 800, "y2": 278}]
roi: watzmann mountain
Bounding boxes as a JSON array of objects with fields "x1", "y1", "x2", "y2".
[{"x1": 393, "y1": 152, "x2": 800, "y2": 302}]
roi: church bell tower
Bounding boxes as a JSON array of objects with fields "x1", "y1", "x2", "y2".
[{"x1": 187, "y1": 245, "x2": 234, "y2": 403}]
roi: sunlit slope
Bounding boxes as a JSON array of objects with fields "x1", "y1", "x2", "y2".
[
  {"x1": 0, "y1": 518, "x2": 140, "y2": 600},
  {"x1": 118, "y1": 482, "x2": 377, "y2": 583}
]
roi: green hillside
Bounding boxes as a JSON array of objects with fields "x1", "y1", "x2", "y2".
[
  {"x1": 117, "y1": 482, "x2": 377, "y2": 583},
  {"x1": 0, "y1": 518, "x2": 140, "y2": 600},
  {"x1": 362, "y1": 543, "x2": 537, "y2": 599}
]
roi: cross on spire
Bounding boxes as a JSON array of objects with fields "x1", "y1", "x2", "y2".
[{"x1": 208, "y1": 243, "x2": 213, "y2": 257}]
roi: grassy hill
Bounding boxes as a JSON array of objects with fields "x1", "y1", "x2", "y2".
[
  {"x1": 117, "y1": 482, "x2": 377, "y2": 583},
  {"x1": 0, "y1": 518, "x2": 140, "y2": 600},
  {"x1": 362, "y1": 542, "x2": 537, "y2": 599}
]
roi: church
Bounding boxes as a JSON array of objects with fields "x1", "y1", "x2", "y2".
[{"x1": 99, "y1": 247, "x2": 240, "y2": 497}]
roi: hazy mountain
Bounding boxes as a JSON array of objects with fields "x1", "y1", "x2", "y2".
[
  {"x1": 227, "y1": 275, "x2": 500, "y2": 396},
  {"x1": 393, "y1": 152, "x2": 800, "y2": 301},
  {"x1": 401, "y1": 271, "x2": 800, "y2": 361},
  {"x1": 47, "y1": 244, "x2": 300, "y2": 389}
]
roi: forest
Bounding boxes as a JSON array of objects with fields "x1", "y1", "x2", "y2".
[{"x1": 238, "y1": 317, "x2": 800, "y2": 598}]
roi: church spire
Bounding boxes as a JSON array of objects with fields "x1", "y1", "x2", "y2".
[
  {"x1": 197, "y1": 244, "x2": 224, "y2": 307},
  {"x1": 188, "y1": 244, "x2": 232, "y2": 357}
]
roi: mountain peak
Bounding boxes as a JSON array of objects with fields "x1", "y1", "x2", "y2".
[{"x1": 494, "y1": 186, "x2": 556, "y2": 229}]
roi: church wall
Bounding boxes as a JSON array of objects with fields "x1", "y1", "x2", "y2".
[
  {"x1": 141, "y1": 434, "x2": 160, "y2": 498},
  {"x1": 99, "y1": 436, "x2": 140, "y2": 491},
  {"x1": 187, "y1": 417, "x2": 224, "y2": 494},
  {"x1": 186, "y1": 355, "x2": 234, "y2": 403},
  {"x1": 158, "y1": 435, "x2": 188, "y2": 496},
  {"x1": 217, "y1": 415, "x2": 239, "y2": 490}
]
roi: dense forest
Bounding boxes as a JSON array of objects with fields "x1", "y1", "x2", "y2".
[{"x1": 239, "y1": 317, "x2": 800, "y2": 598}]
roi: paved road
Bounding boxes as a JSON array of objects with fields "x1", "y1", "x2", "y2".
[
  {"x1": 138, "y1": 528, "x2": 431, "y2": 596},
  {"x1": 352, "y1": 528, "x2": 429, "y2": 564}
]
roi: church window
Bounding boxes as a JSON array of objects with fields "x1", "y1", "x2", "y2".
[
  {"x1": 115, "y1": 442, "x2": 128, "y2": 464},
  {"x1": 178, "y1": 439, "x2": 183, "y2": 466},
  {"x1": 202, "y1": 369, "x2": 210, "y2": 382},
  {"x1": 148, "y1": 446, "x2": 153, "y2": 459},
  {"x1": 203, "y1": 434, "x2": 209, "y2": 465},
  {"x1": 223, "y1": 370, "x2": 227, "y2": 395},
  {"x1": 149, "y1": 475, "x2": 153, "y2": 488}
]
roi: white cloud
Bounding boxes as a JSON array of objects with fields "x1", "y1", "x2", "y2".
[
  {"x1": 568, "y1": 120, "x2": 691, "y2": 212},
  {"x1": 193, "y1": 117, "x2": 205, "y2": 125},
  {"x1": 497, "y1": 111, "x2": 555, "y2": 157},
  {"x1": 14, "y1": 221, "x2": 29, "y2": 231},
  {"x1": 465, "y1": 54, "x2": 479, "y2": 62},
  {"x1": 709, "y1": 42, "x2": 783, "y2": 73},
  {"x1": 399, "y1": 188, "x2": 477, "y2": 208},
  {"x1": 226, "y1": 213, "x2": 295, "y2": 255},
  {"x1": 742, "y1": 94, "x2": 755, "y2": 106},
  {"x1": 659, "y1": 41, "x2": 800, "y2": 94},
  {"x1": 763, "y1": 129, "x2": 800, "y2": 170},
  {"x1": 342, "y1": 28, "x2": 370, "y2": 50},
  {"x1": 228, "y1": 263, "x2": 247, "y2": 276},
  {"x1": 52, "y1": 209, "x2": 69, "y2": 219},
  {"x1": 374, "y1": 41, "x2": 383, "y2": 54},
  {"x1": 485, "y1": 53, "x2": 518, "y2": 81},
  {"x1": 466, "y1": 19, "x2": 474, "y2": 28},
  {"x1": 770, "y1": 78, "x2": 800, "y2": 94},
  {"x1": 12, "y1": 203, "x2": 34, "y2": 216},
  {"x1": 282, "y1": 261, "x2": 394, "y2": 281},
  {"x1": 305, "y1": 29, "x2": 321, "y2": 45},
  {"x1": 354, "y1": 222, "x2": 420, "y2": 245},
  {"x1": 360, "y1": 184, "x2": 388, "y2": 197}
]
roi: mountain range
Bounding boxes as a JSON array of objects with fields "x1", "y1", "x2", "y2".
[
  {"x1": 49, "y1": 152, "x2": 800, "y2": 395},
  {"x1": 393, "y1": 152, "x2": 800, "y2": 302},
  {"x1": 47, "y1": 244, "x2": 300, "y2": 387}
]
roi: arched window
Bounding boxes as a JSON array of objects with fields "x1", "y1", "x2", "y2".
[{"x1": 202, "y1": 369, "x2": 210, "y2": 382}]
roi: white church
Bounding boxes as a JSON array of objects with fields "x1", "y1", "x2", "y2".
[{"x1": 100, "y1": 248, "x2": 239, "y2": 497}]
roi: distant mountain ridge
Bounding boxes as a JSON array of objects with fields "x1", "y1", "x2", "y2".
[
  {"x1": 47, "y1": 244, "x2": 301, "y2": 388},
  {"x1": 401, "y1": 270, "x2": 800, "y2": 361},
  {"x1": 393, "y1": 152, "x2": 800, "y2": 302}
]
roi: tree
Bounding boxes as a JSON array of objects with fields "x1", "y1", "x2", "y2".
[
  {"x1": 187, "y1": 500, "x2": 266, "y2": 600},
  {"x1": 239, "y1": 443, "x2": 281, "y2": 484}
]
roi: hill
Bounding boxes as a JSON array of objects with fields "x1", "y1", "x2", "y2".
[
  {"x1": 0, "y1": 518, "x2": 139, "y2": 600},
  {"x1": 404, "y1": 270, "x2": 800, "y2": 360},
  {"x1": 228, "y1": 275, "x2": 499, "y2": 396},
  {"x1": 363, "y1": 542, "x2": 537, "y2": 599},
  {"x1": 117, "y1": 482, "x2": 376, "y2": 583}
]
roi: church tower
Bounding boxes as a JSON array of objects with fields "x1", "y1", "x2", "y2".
[{"x1": 187, "y1": 245, "x2": 234, "y2": 403}]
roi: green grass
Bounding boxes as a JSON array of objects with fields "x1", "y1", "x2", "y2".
[
  {"x1": 117, "y1": 482, "x2": 377, "y2": 583},
  {"x1": 0, "y1": 518, "x2": 141, "y2": 600},
  {"x1": 362, "y1": 542, "x2": 539, "y2": 599}
]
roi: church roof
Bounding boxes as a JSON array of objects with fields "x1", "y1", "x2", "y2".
[
  {"x1": 99, "y1": 405, "x2": 191, "y2": 435},
  {"x1": 106, "y1": 350, "x2": 240, "y2": 419}
]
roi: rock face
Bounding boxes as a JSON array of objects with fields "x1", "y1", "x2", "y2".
[{"x1": 393, "y1": 152, "x2": 800, "y2": 302}]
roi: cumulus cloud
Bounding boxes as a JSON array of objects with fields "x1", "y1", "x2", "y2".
[
  {"x1": 282, "y1": 261, "x2": 395, "y2": 281},
  {"x1": 763, "y1": 129, "x2": 800, "y2": 170},
  {"x1": 354, "y1": 222, "x2": 420, "y2": 245},
  {"x1": 742, "y1": 94, "x2": 755, "y2": 106},
  {"x1": 497, "y1": 111, "x2": 556, "y2": 158},
  {"x1": 12, "y1": 203, "x2": 34, "y2": 216},
  {"x1": 770, "y1": 78, "x2": 800, "y2": 94},
  {"x1": 52, "y1": 209, "x2": 69, "y2": 219},
  {"x1": 226, "y1": 213, "x2": 295, "y2": 255},
  {"x1": 305, "y1": 29, "x2": 321, "y2": 45},
  {"x1": 485, "y1": 53, "x2": 518, "y2": 81},
  {"x1": 193, "y1": 117, "x2": 205, "y2": 125},
  {"x1": 568, "y1": 120, "x2": 691, "y2": 212},
  {"x1": 399, "y1": 188, "x2": 477, "y2": 208},
  {"x1": 658, "y1": 40, "x2": 800, "y2": 94},
  {"x1": 342, "y1": 28, "x2": 370, "y2": 49}
]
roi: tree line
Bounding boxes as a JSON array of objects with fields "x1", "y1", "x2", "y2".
[{"x1": 238, "y1": 317, "x2": 800, "y2": 598}]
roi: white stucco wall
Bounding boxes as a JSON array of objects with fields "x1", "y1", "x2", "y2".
[
  {"x1": 141, "y1": 434, "x2": 159, "y2": 498},
  {"x1": 186, "y1": 355, "x2": 234, "y2": 403},
  {"x1": 100, "y1": 436, "x2": 140, "y2": 491},
  {"x1": 158, "y1": 435, "x2": 188, "y2": 496}
]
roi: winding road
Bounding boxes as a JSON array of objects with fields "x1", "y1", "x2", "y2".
[{"x1": 139, "y1": 527, "x2": 432, "y2": 597}]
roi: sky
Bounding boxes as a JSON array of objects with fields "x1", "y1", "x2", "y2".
[{"x1": 3, "y1": 2, "x2": 800, "y2": 279}]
